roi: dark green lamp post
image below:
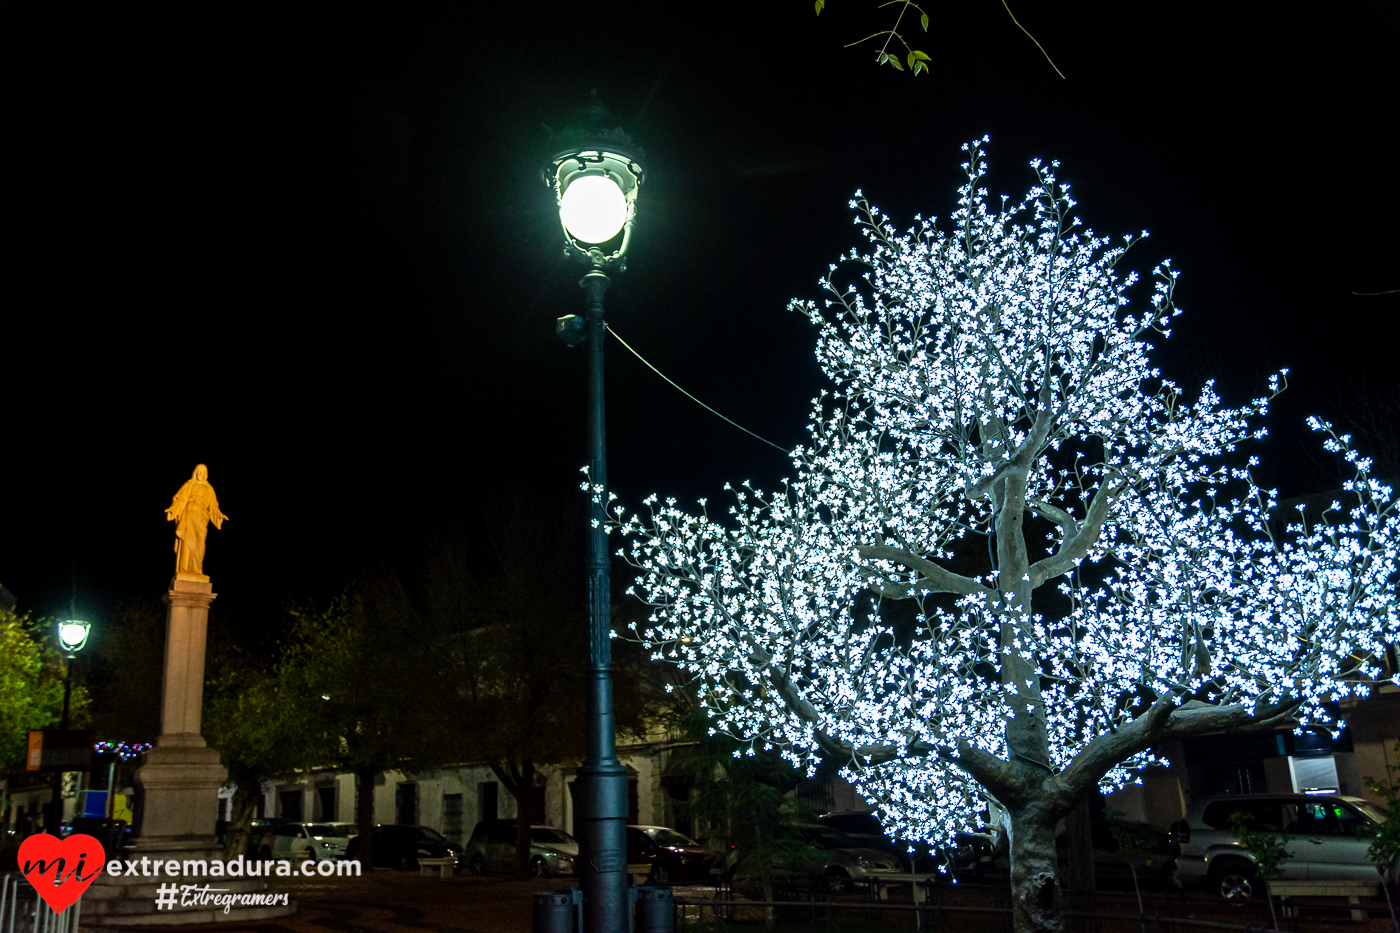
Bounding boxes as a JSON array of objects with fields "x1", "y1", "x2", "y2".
[{"x1": 544, "y1": 97, "x2": 644, "y2": 933}]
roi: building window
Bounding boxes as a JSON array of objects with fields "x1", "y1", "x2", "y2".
[
  {"x1": 479, "y1": 782, "x2": 498, "y2": 823},
  {"x1": 444, "y1": 793, "x2": 464, "y2": 845},
  {"x1": 396, "y1": 783, "x2": 417, "y2": 825},
  {"x1": 317, "y1": 785, "x2": 337, "y2": 822},
  {"x1": 278, "y1": 790, "x2": 303, "y2": 822}
]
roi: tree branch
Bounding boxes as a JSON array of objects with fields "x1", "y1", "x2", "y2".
[
  {"x1": 1028, "y1": 479, "x2": 1123, "y2": 587},
  {"x1": 857, "y1": 545, "x2": 992, "y2": 596},
  {"x1": 1058, "y1": 695, "x2": 1304, "y2": 798}
]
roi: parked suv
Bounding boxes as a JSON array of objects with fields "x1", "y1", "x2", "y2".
[{"x1": 1172, "y1": 794, "x2": 1389, "y2": 902}]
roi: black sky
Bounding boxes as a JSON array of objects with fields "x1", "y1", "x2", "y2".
[{"x1": 3, "y1": 1, "x2": 1397, "y2": 629}]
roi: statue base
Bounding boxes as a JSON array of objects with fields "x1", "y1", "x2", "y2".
[{"x1": 134, "y1": 733, "x2": 227, "y2": 845}]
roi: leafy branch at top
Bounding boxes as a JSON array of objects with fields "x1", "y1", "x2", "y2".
[{"x1": 816, "y1": 0, "x2": 1063, "y2": 79}]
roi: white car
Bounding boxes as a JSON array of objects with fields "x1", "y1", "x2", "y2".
[{"x1": 260, "y1": 821, "x2": 354, "y2": 861}]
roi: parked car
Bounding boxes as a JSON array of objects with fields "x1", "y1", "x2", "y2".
[
  {"x1": 345, "y1": 824, "x2": 462, "y2": 871},
  {"x1": 64, "y1": 817, "x2": 131, "y2": 857},
  {"x1": 800, "y1": 824, "x2": 904, "y2": 891},
  {"x1": 465, "y1": 820, "x2": 578, "y2": 877},
  {"x1": 818, "y1": 810, "x2": 993, "y2": 878},
  {"x1": 1172, "y1": 794, "x2": 1390, "y2": 903},
  {"x1": 1087, "y1": 818, "x2": 1174, "y2": 883},
  {"x1": 626, "y1": 825, "x2": 712, "y2": 885},
  {"x1": 246, "y1": 817, "x2": 285, "y2": 857},
  {"x1": 259, "y1": 821, "x2": 353, "y2": 861}
]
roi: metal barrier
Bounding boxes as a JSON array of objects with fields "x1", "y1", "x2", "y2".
[{"x1": 0, "y1": 874, "x2": 81, "y2": 933}]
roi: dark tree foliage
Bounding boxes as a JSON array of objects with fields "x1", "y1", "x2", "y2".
[
  {"x1": 669, "y1": 703, "x2": 818, "y2": 908},
  {"x1": 280, "y1": 578, "x2": 450, "y2": 869},
  {"x1": 421, "y1": 497, "x2": 663, "y2": 877},
  {"x1": 83, "y1": 599, "x2": 164, "y2": 745}
]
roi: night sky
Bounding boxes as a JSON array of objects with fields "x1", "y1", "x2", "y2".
[{"x1": 3, "y1": 2, "x2": 1397, "y2": 632}]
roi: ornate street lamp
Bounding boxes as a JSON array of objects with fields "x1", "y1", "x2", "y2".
[
  {"x1": 544, "y1": 95, "x2": 644, "y2": 933},
  {"x1": 56, "y1": 619, "x2": 91, "y2": 730},
  {"x1": 57, "y1": 619, "x2": 91, "y2": 655}
]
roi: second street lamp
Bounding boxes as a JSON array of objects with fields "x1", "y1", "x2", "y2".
[
  {"x1": 544, "y1": 95, "x2": 644, "y2": 933},
  {"x1": 57, "y1": 618, "x2": 91, "y2": 730}
]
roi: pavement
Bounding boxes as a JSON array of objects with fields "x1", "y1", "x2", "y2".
[{"x1": 88, "y1": 869, "x2": 1399, "y2": 933}]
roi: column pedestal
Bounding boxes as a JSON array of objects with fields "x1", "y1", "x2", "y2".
[
  {"x1": 86, "y1": 575, "x2": 294, "y2": 925},
  {"x1": 134, "y1": 575, "x2": 226, "y2": 850}
]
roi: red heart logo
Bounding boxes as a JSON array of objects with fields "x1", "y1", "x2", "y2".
[{"x1": 18, "y1": 834, "x2": 106, "y2": 914}]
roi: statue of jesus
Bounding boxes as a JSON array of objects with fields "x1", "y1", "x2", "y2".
[{"x1": 165, "y1": 464, "x2": 228, "y2": 577}]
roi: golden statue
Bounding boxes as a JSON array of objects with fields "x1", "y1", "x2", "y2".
[{"x1": 165, "y1": 464, "x2": 228, "y2": 578}]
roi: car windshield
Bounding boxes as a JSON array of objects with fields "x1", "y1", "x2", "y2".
[
  {"x1": 418, "y1": 827, "x2": 448, "y2": 843},
  {"x1": 644, "y1": 828, "x2": 698, "y2": 848},
  {"x1": 532, "y1": 828, "x2": 576, "y2": 845},
  {"x1": 307, "y1": 824, "x2": 348, "y2": 837}
]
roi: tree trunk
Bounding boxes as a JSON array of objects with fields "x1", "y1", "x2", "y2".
[
  {"x1": 1009, "y1": 805, "x2": 1064, "y2": 933},
  {"x1": 356, "y1": 767, "x2": 377, "y2": 870},
  {"x1": 222, "y1": 783, "x2": 260, "y2": 860},
  {"x1": 511, "y1": 759, "x2": 536, "y2": 879}
]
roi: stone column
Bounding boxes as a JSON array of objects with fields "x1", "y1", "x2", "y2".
[{"x1": 133, "y1": 573, "x2": 227, "y2": 850}]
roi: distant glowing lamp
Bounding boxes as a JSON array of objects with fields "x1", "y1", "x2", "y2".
[
  {"x1": 58, "y1": 619, "x2": 91, "y2": 654},
  {"x1": 542, "y1": 98, "x2": 644, "y2": 268}
]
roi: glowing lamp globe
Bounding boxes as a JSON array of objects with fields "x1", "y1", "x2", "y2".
[
  {"x1": 58, "y1": 619, "x2": 91, "y2": 653},
  {"x1": 559, "y1": 174, "x2": 628, "y2": 244},
  {"x1": 542, "y1": 97, "x2": 644, "y2": 267}
]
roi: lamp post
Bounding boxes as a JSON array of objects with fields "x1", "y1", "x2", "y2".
[
  {"x1": 47, "y1": 618, "x2": 90, "y2": 831},
  {"x1": 545, "y1": 96, "x2": 644, "y2": 933}
]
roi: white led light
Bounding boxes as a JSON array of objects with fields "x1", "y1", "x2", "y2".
[{"x1": 559, "y1": 174, "x2": 627, "y2": 244}]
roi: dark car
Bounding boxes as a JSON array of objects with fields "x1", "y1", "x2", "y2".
[
  {"x1": 345, "y1": 824, "x2": 461, "y2": 871},
  {"x1": 627, "y1": 825, "x2": 712, "y2": 885},
  {"x1": 246, "y1": 817, "x2": 286, "y2": 858},
  {"x1": 818, "y1": 810, "x2": 993, "y2": 878},
  {"x1": 64, "y1": 817, "x2": 131, "y2": 857}
]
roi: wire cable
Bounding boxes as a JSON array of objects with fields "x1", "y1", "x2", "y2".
[{"x1": 605, "y1": 323, "x2": 790, "y2": 454}]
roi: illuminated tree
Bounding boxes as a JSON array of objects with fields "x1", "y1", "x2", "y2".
[{"x1": 608, "y1": 141, "x2": 1400, "y2": 933}]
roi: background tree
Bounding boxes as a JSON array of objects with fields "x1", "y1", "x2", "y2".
[
  {"x1": 84, "y1": 599, "x2": 166, "y2": 746},
  {"x1": 205, "y1": 654, "x2": 321, "y2": 859},
  {"x1": 281, "y1": 578, "x2": 446, "y2": 870},
  {"x1": 611, "y1": 142, "x2": 1399, "y2": 933},
  {"x1": 0, "y1": 608, "x2": 69, "y2": 774},
  {"x1": 424, "y1": 499, "x2": 661, "y2": 878},
  {"x1": 1103, "y1": 809, "x2": 1160, "y2": 933},
  {"x1": 1227, "y1": 810, "x2": 1292, "y2": 932},
  {"x1": 669, "y1": 702, "x2": 816, "y2": 922},
  {"x1": 1359, "y1": 745, "x2": 1400, "y2": 933}
]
